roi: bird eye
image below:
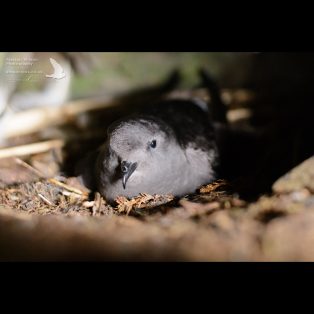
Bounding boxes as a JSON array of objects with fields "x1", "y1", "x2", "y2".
[{"x1": 150, "y1": 140, "x2": 157, "y2": 148}]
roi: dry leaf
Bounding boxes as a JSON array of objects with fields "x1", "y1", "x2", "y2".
[
  {"x1": 199, "y1": 179, "x2": 229, "y2": 194},
  {"x1": 115, "y1": 193, "x2": 174, "y2": 215}
]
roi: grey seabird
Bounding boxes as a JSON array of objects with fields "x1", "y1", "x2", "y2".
[{"x1": 94, "y1": 70, "x2": 222, "y2": 202}]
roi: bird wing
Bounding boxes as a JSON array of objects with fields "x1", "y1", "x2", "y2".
[{"x1": 49, "y1": 58, "x2": 64, "y2": 74}]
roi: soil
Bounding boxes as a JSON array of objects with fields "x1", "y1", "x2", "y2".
[
  {"x1": 1, "y1": 82, "x2": 314, "y2": 261},
  {"x1": 1, "y1": 137, "x2": 314, "y2": 261}
]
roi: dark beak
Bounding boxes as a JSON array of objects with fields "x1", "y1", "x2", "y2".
[{"x1": 121, "y1": 161, "x2": 138, "y2": 189}]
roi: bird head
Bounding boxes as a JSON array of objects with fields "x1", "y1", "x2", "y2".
[{"x1": 102, "y1": 115, "x2": 179, "y2": 190}]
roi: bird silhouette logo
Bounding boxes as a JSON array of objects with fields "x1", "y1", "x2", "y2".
[{"x1": 45, "y1": 58, "x2": 66, "y2": 80}]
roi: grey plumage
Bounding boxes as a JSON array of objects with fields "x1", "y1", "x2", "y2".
[{"x1": 95, "y1": 97, "x2": 220, "y2": 202}]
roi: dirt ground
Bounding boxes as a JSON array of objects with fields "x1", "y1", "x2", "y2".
[{"x1": 1, "y1": 141, "x2": 314, "y2": 261}]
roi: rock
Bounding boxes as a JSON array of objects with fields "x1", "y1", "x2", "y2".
[
  {"x1": 262, "y1": 211, "x2": 314, "y2": 261},
  {"x1": 273, "y1": 157, "x2": 314, "y2": 194}
]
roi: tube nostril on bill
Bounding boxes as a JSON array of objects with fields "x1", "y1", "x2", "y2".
[{"x1": 121, "y1": 161, "x2": 130, "y2": 173}]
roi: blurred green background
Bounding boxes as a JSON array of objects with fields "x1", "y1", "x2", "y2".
[
  {"x1": 0, "y1": 52, "x2": 254, "y2": 99},
  {"x1": 71, "y1": 52, "x2": 253, "y2": 98}
]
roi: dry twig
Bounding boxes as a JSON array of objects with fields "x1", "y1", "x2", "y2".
[
  {"x1": 14, "y1": 158, "x2": 88, "y2": 197},
  {"x1": 2, "y1": 95, "x2": 116, "y2": 139},
  {"x1": 37, "y1": 193, "x2": 54, "y2": 206},
  {"x1": 0, "y1": 140, "x2": 64, "y2": 160},
  {"x1": 92, "y1": 192, "x2": 102, "y2": 216}
]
